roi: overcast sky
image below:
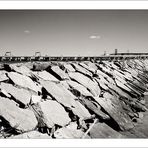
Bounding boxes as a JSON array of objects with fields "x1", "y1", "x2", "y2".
[{"x1": 0, "y1": 10, "x2": 148, "y2": 56}]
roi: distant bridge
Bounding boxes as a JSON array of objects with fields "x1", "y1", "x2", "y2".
[
  {"x1": 0, "y1": 51, "x2": 148, "y2": 63},
  {"x1": 0, "y1": 55, "x2": 148, "y2": 63}
]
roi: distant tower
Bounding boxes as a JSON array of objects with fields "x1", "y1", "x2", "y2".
[
  {"x1": 115, "y1": 49, "x2": 118, "y2": 55},
  {"x1": 104, "y1": 51, "x2": 106, "y2": 56}
]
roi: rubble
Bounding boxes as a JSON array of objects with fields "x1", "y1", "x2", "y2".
[
  {"x1": 0, "y1": 58, "x2": 148, "y2": 138},
  {"x1": 0, "y1": 97, "x2": 38, "y2": 132}
]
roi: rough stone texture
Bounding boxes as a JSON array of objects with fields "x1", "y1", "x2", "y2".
[
  {"x1": 9, "y1": 65, "x2": 32, "y2": 77},
  {"x1": 94, "y1": 92, "x2": 134, "y2": 131},
  {"x1": 71, "y1": 63, "x2": 92, "y2": 77},
  {"x1": 0, "y1": 70, "x2": 8, "y2": 82},
  {"x1": 54, "y1": 127, "x2": 89, "y2": 139},
  {"x1": 63, "y1": 63, "x2": 75, "y2": 72},
  {"x1": 89, "y1": 122, "x2": 124, "y2": 138},
  {"x1": 69, "y1": 72, "x2": 101, "y2": 97},
  {"x1": 51, "y1": 66, "x2": 69, "y2": 80},
  {"x1": 7, "y1": 72, "x2": 41, "y2": 93},
  {"x1": 38, "y1": 100, "x2": 71, "y2": 127},
  {"x1": 40, "y1": 80, "x2": 91, "y2": 119},
  {"x1": 35, "y1": 70, "x2": 59, "y2": 81},
  {"x1": 66, "y1": 80, "x2": 93, "y2": 97},
  {"x1": 0, "y1": 82, "x2": 32, "y2": 106},
  {"x1": 10, "y1": 131, "x2": 51, "y2": 139},
  {"x1": 0, "y1": 97, "x2": 38, "y2": 132}
]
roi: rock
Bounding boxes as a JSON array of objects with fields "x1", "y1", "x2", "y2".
[
  {"x1": 0, "y1": 70, "x2": 8, "y2": 82},
  {"x1": 94, "y1": 92, "x2": 134, "y2": 131},
  {"x1": 89, "y1": 122, "x2": 124, "y2": 138},
  {"x1": 9, "y1": 64, "x2": 32, "y2": 77},
  {"x1": 80, "y1": 97, "x2": 110, "y2": 120},
  {"x1": 10, "y1": 131, "x2": 51, "y2": 139},
  {"x1": 38, "y1": 100, "x2": 71, "y2": 127},
  {"x1": 80, "y1": 62, "x2": 98, "y2": 73},
  {"x1": 71, "y1": 63, "x2": 92, "y2": 77},
  {"x1": 66, "y1": 80, "x2": 93, "y2": 97},
  {"x1": 0, "y1": 97, "x2": 38, "y2": 132},
  {"x1": 95, "y1": 78, "x2": 109, "y2": 90},
  {"x1": 0, "y1": 82, "x2": 32, "y2": 106},
  {"x1": 30, "y1": 95, "x2": 42, "y2": 104},
  {"x1": 54, "y1": 127, "x2": 90, "y2": 139},
  {"x1": 40, "y1": 80, "x2": 91, "y2": 119},
  {"x1": 35, "y1": 70, "x2": 59, "y2": 82},
  {"x1": 33, "y1": 62, "x2": 51, "y2": 71},
  {"x1": 50, "y1": 66, "x2": 69, "y2": 80},
  {"x1": 63, "y1": 63, "x2": 75, "y2": 72},
  {"x1": 7, "y1": 72, "x2": 41, "y2": 93},
  {"x1": 69, "y1": 72, "x2": 100, "y2": 97}
]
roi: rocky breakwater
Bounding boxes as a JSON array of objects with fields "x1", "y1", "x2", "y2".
[{"x1": 0, "y1": 58, "x2": 148, "y2": 138}]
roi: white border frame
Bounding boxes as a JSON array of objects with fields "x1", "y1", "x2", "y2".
[{"x1": 0, "y1": 1, "x2": 148, "y2": 147}]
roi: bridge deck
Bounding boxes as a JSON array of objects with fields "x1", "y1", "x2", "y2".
[{"x1": 0, "y1": 55, "x2": 148, "y2": 62}]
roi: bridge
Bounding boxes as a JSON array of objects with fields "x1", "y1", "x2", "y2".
[{"x1": 0, "y1": 52, "x2": 148, "y2": 62}]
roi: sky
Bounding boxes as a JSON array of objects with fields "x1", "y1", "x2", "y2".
[{"x1": 0, "y1": 10, "x2": 148, "y2": 56}]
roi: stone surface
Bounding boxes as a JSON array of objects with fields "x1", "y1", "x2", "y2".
[
  {"x1": 10, "y1": 131, "x2": 51, "y2": 139},
  {"x1": 54, "y1": 127, "x2": 89, "y2": 139},
  {"x1": 0, "y1": 70, "x2": 8, "y2": 82},
  {"x1": 38, "y1": 100, "x2": 71, "y2": 127},
  {"x1": 89, "y1": 122, "x2": 124, "y2": 138},
  {"x1": 51, "y1": 66, "x2": 69, "y2": 80},
  {"x1": 69, "y1": 72, "x2": 100, "y2": 97},
  {"x1": 0, "y1": 97, "x2": 38, "y2": 132},
  {"x1": 36, "y1": 70, "x2": 59, "y2": 81},
  {"x1": 94, "y1": 92, "x2": 134, "y2": 131},
  {"x1": 7, "y1": 72, "x2": 41, "y2": 93},
  {"x1": 40, "y1": 80, "x2": 91, "y2": 119},
  {"x1": 0, "y1": 82, "x2": 32, "y2": 106},
  {"x1": 66, "y1": 80, "x2": 93, "y2": 97},
  {"x1": 9, "y1": 65, "x2": 32, "y2": 77}
]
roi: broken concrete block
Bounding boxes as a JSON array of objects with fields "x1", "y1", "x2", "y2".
[
  {"x1": 94, "y1": 92, "x2": 134, "y2": 131},
  {"x1": 63, "y1": 63, "x2": 75, "y2": 72},
  {"x1": 38, "y1": 100, "x2": 71, "y2": 127},
  {"x1": 89, "y1": 122, "x2": 124, "y2": 138},
  {"x1": 7, "y1": 72, "x2": 41, "y2": 93},
  {"x1": 0, "y1": 82, "x2": 32, "y2": 106},
  {"x1": 0, "y1": 97, "x2": 38, "y2": 132},
  {"x1": 10, "y1": 131, "x2": 51, "y2": 139},
  {"x1": 69, "y1": 72, "x2": 101, "y2": 97}
]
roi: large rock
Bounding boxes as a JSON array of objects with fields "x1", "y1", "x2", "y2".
[
  {"x1": 54, "y1": 127, "x2": 89, "y2": 139},
  {"x1": 38, "y1": 100, "x2": 71, "y2": 127},
  {"x1": 69, "y1": 72, "x2": 101, "y2": 97},
  {"x1": 62, "y1": 63, "x2": 75, "y2": 72},
  {"x1": 0, "y1": 97, "x2": 38, "y2": 132},
  {"x1": 0, "y1": 70, "x2": 8, "y2": 82},
  {"x1": 35, "y1": 70, "x2": 59, "y2": 82},
  {"x1": 10, "y1": 131, "x2": 51, "y2": 139},
  {"x1": 89, "y1": 122, "x2": 124, "y2": 138},
  {"x1": 40, "y1": 80, "x2": 91, "y2": 119},
  {"x1": 0, "y1": 82, "x2": 32, "y2": 106},
  {"x1": 71, "y1": 63, "x2": 92, "y2": 77},
  {"x1": 94, "y1": 92, "x2": 134, "y2": 131},
  {"x1": 50, "y1": 66, "x2": 69, "y2": 80},
  {"x1": 66, "y1": 80, "x2": 93, "y2": 97},
  {"x1": 7, "y1": 72, "x2": 41, "y2": 93},
  {"x1": 80, "y1": 97, "x2": 110, "y2": 120},
  {"x1": 79, "y1": 62, "x2": 98, "y2": 73},
  {"x1": 9, "y1": 64, "x2": 32, "y2": 77}
]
